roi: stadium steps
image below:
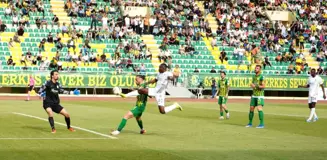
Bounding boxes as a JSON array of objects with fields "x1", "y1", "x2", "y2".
[
  {"x1": 141, "y1": 35, "x2": 160, "y2": 71},
  {"x1": 299, "y1": 47, "x2": 319, "y2": 69},
  {"x1": 196, "y1": 1, "x2": 218, "y2": 32},
  {"x1": 50, "y1": 0, "x2": 71, "y2": 25}
]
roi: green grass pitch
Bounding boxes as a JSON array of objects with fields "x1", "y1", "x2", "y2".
[{"x1": 0, "y1": 99, "x2": 327, "y2": 160}]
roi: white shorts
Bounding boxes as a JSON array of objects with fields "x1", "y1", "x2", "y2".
[
  {"x1": 308, "y1": 96, "x2": 318, "y2": 103},
  {"x1": 148, "y1": 88, "x2": 166, "y2": 106}
]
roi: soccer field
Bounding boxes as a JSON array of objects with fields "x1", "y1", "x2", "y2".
[{"x1": 0, "y1": 97, "x2": 327, "y2": 160}]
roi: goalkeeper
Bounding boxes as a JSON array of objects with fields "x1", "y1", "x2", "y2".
[{"x1": 38, "y1": 70, "x2": 75, "y2": 133}]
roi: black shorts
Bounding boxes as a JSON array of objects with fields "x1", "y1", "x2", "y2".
[
  {"x1": 43, "y1": 102, "x2": 64, "y2": 114},
  {"x1": 28, "y1": 85, "x2": 34, "y2": 91}
]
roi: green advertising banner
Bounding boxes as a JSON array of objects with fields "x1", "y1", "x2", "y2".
[
  {"x1": 187, "y1": 73, "x2": 327, "y2": 91},
  {"x1": 0, "y1": 71, "x2": 157, "y2": 88}
]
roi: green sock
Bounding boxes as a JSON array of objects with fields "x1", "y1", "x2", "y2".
[
  {"x1": 225, "y1": 109, "x2": 229, "y2": 113},
  {"x1": 117, "y1": 118, "x2": 127, "y2": 131},
  {"x1": 258, "y1": 111, "x2": 264, "y2": 126},
  {"x1": 220, "y1": 112, "x2": 223, "y2": 116},
  {"x1": 249, "y1": 111, "x2": 254, "y2": 125},
  {"x1": 137, "y1": 120, "x2": 143, "y2": 130}
]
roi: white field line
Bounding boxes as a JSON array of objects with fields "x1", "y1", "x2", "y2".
[
  {"x1": 12, "y1": 112, "x2": 118, "y2": 139},
  {"x1": 0, "y1": 138, "x2": 110, "y2": 140}
]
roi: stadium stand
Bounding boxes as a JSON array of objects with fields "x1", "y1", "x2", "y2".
[{"x1": 0, "y1": 0, "x2": 327, "y2": 78}]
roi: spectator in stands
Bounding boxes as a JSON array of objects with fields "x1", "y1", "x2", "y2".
[
  {"x1": 8, "y1": 38, "x2": 14, "y2": 48},
  {"x1": 52, "y1": 15, "x2": 60, "y2": 28},
  {"x1": 32, "y1": 56, "x2": 37, "y2": 66},
  {"x1": 100, "y1": 53, "x2": 106, "y2": 62},
  {"x1": 210, "y1": 67, "x2": 216, "y2": 73},
  {"x1": 35, "y1": 18, "x2": 41, "y2": 29},
  {"x1": 263, "y1": 56, "x2": 272, "y2": 69},
  {"x1": 5, "y1": 6, "x2": 12, "y2": 18},
  {"x1": 72, "y1": 52, "x2": 78, "y2": 62},
  {"x1": 47, "y1": 33, "x2": 54, "y2": 43},
  {"x1": 67, "y1": 38, "x2": 76, "y2": 51},
  {"x1": 61, "y1": 23, "x2": 69, "y2": 36},
  {"x1": 13, "y1": 33, "x2": 21, "y2": 43},
  {"x1": 173, "y1": 65, "x2": 181, "y2": 87},
  {"x1": 38, "y1": 39, "x2": 45, "y2": 52},
  {"x1": 287, "y1": 64, "x2": 294, "y2": 74},
  {"x1": 275, "y1": 54, "x2": 282, "y2": 64},
  {"x1": 41, "y1": 17, "x2": 48, "y2": 29},
  {"x1": 219, "y1": 49, "x2": 227, "y2": 63},
  {"x1": 90, "y1": 11, "x2": 97, "y2": 29},
  {"x1": 20, "y1": 54, "x2": 26, "y2": 65},
  {"x1": 82, "y1": 53, "x2": 90, "y2": 66},
  {"x1": 71, "y1": 16, "x2": 78, "y2": 27},
  {"x1": 65, "y1": 51, "x2": 72, "y2": 62},
  {"x1": 194, "y1": 68, "x2": 199, "y2": 73},
  {"x1": 12, "y1": 14, "x2": 19, "y2": 27},
  {"x1": 17, "y1": 26, "x2": 24, "y2": 36},
  {"x1": 7, "y1": 56, "x2": 15, "y2": 66},
  {"x1": 140, "y1": 63, "x2": 146, "y2": 73},
  {"x1": 0, "y1": 21, "x2": 7, "y2": 32}
]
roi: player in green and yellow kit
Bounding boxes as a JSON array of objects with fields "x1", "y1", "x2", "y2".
[
  {"x1": 246, "y1": 65, "x2": 265, "y2": 129},
  {"x1": 111, "y1": 75, "x2": 148, "y2": 135},
  {"x1": 217, "y1": 71, "x2": 230, "y2": 120}
]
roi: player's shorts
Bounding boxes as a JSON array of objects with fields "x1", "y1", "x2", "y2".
[
  {"x1": 250, "y1": 97, "x2": 264, "y2": 107},
  {"x1": 28, "y1": 85, "x2": 34, "y2": 91},
  {"x1": 218, "y1": 96, "x2": 228, "y2": 105},
  {"x1": 130, "y1": 105, "x2": 145, "y2": 117},
  {"x1": 43, "y1": 102, "x2": 64, "y2": 114},
  {"x1": 148, "y1": 88, "x2": 165, "y2": 106},
  {"x1": 308, "y1": 96, "x2": 318, "y2": 104}
]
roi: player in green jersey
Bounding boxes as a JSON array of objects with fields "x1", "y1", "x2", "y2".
[
  {"x1": 217, "y1": 71, "x2": 230, "y2": 120},
  {"x1": 246, "y1": 65, "x2": 265, "y2": 129},
  {"x1": 111, "y1": 75, "x2": 148, "y2": 136}
]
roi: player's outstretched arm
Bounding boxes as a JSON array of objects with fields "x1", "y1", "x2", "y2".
[
  {"x1": 298, "y1": 84, "x2": 310, "y2": 88},
  {"x1": 145, "y1": 78, "x2": 157, "y2": 85},
  {"x1": 58, "y1": 84, "x2": 70, "y2": 94},
  {"x1": 320, "y1": 84, "x2": 326, "y2": 99}
]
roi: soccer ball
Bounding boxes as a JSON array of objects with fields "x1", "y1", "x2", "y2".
[{"x1": 113, "y1": 87, "x2": 122, "y2": 95}]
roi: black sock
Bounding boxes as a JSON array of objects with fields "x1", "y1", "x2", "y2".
[
  {"x1": 65, "y1": 117, "x2": 71, "y2": 129},
  {"x1": 48, "y1": 117, "x2": 55, "y2": 129}
]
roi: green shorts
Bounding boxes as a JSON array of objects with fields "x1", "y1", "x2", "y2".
[
  {"x1": 250, "y1": 97, "x2": 264, "y2": 107},
  {"x1": 130, "y1": 105, "x2": 145, "y2": 117},
  {"x1": 218, "y1": 96, "x2": 228, "y2": 105}
]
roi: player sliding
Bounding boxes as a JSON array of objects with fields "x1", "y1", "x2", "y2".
[
  {"x1": 111, "y1": 75, "x2": 148, "y2": 135},
  {"x1": 298, "y1": 68, "x2": 326, "y2": 122},
  {"x1": 38, "y1": 70, "x2": 75, "y2": 133},
  {"x1": 246, "y1": 65, "x2": 265, "y2": 129},
  {"x1": 121, "y1": 63, "x2": 183, "y2": 114},
  {"x1": 217, "y1": 71, "x2": 230, "y2": 120}
]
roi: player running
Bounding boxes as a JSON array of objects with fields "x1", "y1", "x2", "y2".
[
  {"x1": 298, "y1": 68, "x2": 326, "y2": 122},
  {"x1": 121, "y1": 63, "x2": 183, "y2": 114},
  {"x1": 26, "y1": 75, "x2": 35, "y2": 101},
  {"x1": 217, "y1": 71, "x2": 230, "y2": 120},
  {"x1": 246, "y1": 65, "x2": 265, "y2": 129},
  {"x1": 111, "y1": 75, "x2": 148, "y2": 135},
  {"x1": 38, "y1": 70, "x2": 75, "y2": 133}
]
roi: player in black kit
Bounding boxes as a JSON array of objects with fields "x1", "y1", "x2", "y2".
[{"x1": 38, "y1": 70, "x2": 75, "y2": 133}]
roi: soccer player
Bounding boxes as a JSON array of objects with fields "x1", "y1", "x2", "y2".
[
  {"x1": 121, "y1": 63, "x2": 183, "y2": 114},
  {"x1": 298, "y1": 68, "x2": 326, "y2": 122},
  {"x1": 111, "y1": 75, "x2": 148, "y2": 135},
  {"x1": 246, "y1": 65, "x2": 265, "y2": 129},
  {"x1": 26, "y1": 75, "x2": 35, "y2": 101},
  {"x1": 217, "y1": 71, "x2": 230, "y2": 120},
  {"x1": 38, "y1": 70, "x2": 75, "y2": 133}
]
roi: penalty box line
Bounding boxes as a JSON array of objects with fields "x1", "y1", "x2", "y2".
[{"x1": 12, "y1": 112, "x2": 118, "y2": 140}]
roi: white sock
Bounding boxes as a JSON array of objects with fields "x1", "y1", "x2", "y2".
[
  {"x1": 314, "y1": 110, "x2": 318, "y2": 119},
  {"x1": 308, "y1": 108, "x2": 315, "y2": 120},
  {"x1": 164, "y1": 104, "x2": 177, "y2": 113},
  {"x1": 125, "y1": 90, "x2": 139, "y2": 97}
]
